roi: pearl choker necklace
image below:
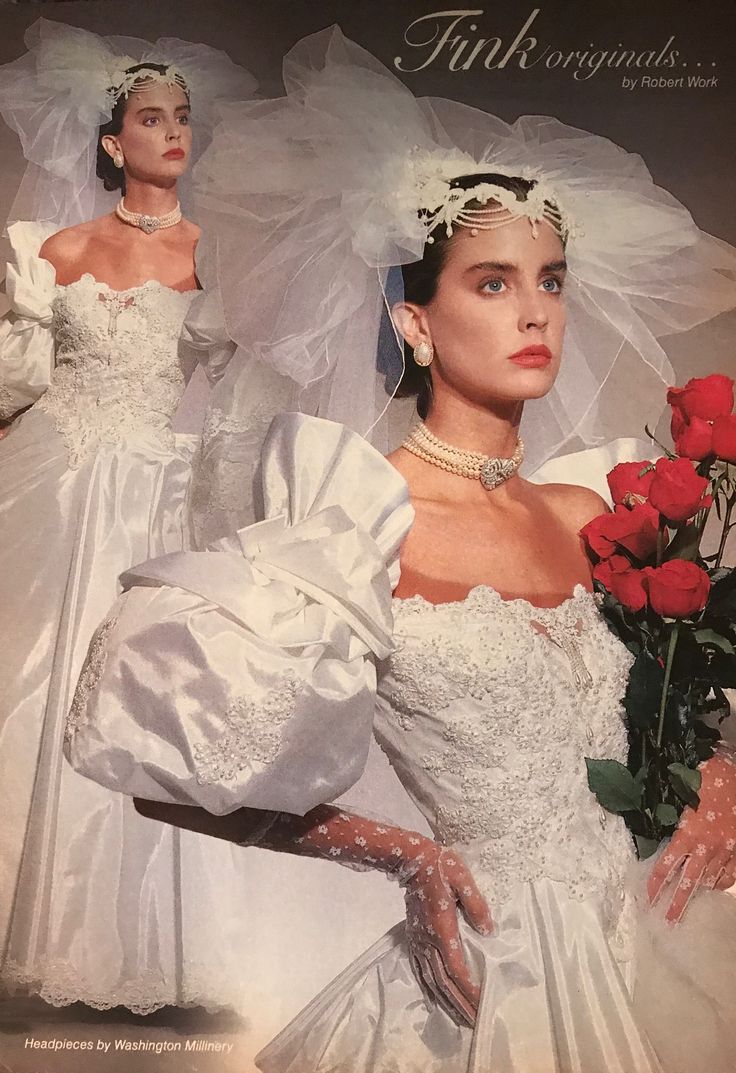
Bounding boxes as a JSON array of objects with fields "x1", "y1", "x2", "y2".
[
  {"x1": 115, "y1": 198, "x2": 182, "y2": 234},
  {"x1": 402, "y1": 421, "x2": 524, "y2": 491}
]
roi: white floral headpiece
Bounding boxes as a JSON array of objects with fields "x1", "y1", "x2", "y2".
[
  {"x1": 107, "y1": 57, "x2": 189, "y2": 105},
  {"x1": 406, "y1": 150, "x2": 574, "y2": 243}
]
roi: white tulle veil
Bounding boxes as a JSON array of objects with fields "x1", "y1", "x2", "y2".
[
  {"x1": 0, "y1": 18, "x2": 257, "y2": 230},
  {"x1": 188, "y1": 26, "x2": 736, "y2": 544}
]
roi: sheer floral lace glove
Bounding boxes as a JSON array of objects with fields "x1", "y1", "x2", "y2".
[
  {"x1": 254, "y1": 805, "x2": 494, "y2": 1027},
  {"x1": 648, "y1": 745, "x2": 736, "y2": 922}
]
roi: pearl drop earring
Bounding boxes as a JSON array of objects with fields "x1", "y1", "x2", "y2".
[{"x1": 414, "y1": 341, "x2": 434, "y2": 367}]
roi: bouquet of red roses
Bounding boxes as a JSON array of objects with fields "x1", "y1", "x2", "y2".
[{"x1": 581, "y1": 374, "x2": 736, "y2": 858}]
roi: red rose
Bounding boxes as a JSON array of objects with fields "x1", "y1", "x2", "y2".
[
  {"x1": 673, "y1": 415, "x2": 714, "y2": 460},
  {"x1": 581, "y1": 502, "x2": 660, "y2": 561},
  {"x1": 647, "y1": 457, "x2": 711, "y2": 523},
  {"x1": 611, "y1": 502, "x2": 661, "y2": 560},
  {"x1": 712, "y1": 414, "x2": 736, "y2": 463},
  {"x1": 667, "y1": 374, "x2": 734, "y2": 422},
  {"x1": 594, "y1": 555, "x2": 648, "y2": 612},
  {"x1": 670, "y1": 405, "x2": 687, "y2": 443},
  {"x1": 581, "y1": 512, "x2": 618, "y2": 558},
  {"x1": 607, "y1": 461, "x2": 655, "y2": 505},
  {"x1": 644, "y1": 561, "x2": 710, "y2": 618}
]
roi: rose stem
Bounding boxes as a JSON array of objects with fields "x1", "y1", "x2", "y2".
[
  {"x1": 656, "y1": 517, "x2": 667, "y2": 566},
  {"x1": 714, "y1": 467, "x2": 734, "y2": 570},
  {"x1": 656, "y1": 622, "x2": 681, "y2": 750}
]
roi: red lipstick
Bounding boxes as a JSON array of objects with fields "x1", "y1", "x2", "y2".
[
  {"x1": 508, "y1": 345, "x2": 552, "y2": 368},
  {"x1": 163, "y1": 148, "x2": 185, "y2": 160}
]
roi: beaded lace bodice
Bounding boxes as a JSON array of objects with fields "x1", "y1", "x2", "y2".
[
  {"x1": 37, "y1": 275, "x2": 195, "y2": 467},
  {"x1": 375, "y1": 584, "x2": 636, "y2": 937}
]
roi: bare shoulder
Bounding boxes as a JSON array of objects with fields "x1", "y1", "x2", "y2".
[
  {"x1": 534, "y1": 480, "x2": 610, "y2": 529},
  {"x1": 39, "y1": 219, "x2": 101, "y2": 272},
  {"x1": 385, "y1": 444, "x2": 410, "y2": 475},
  {"x1": 181, "y1": 218, "x2": 202, "y2": 242}
]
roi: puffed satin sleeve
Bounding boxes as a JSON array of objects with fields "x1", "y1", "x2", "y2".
[
  {"x1": 0, "y1": 220, "x2": 56, "y2": 418},
  {"x1": 179, "y1": 272, "x2": 234, "y2": 386},
  {"x1": 65, "y1": 413, "x2": 414, "y2": 816}
]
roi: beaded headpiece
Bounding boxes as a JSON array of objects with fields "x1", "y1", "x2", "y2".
[
  {"x1": 408, "y1": 152, "x2": 573, "y2": 243},
  {"x1": 108, "y1": 61, "x2": 189, "y2": 105}
]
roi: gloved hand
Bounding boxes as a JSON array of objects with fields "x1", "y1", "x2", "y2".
[
  {"x1": 648, "y1": 746, "x2": 736, "y2": 922},
  {"x1": 134, "y1": 797, "x2": 492, "y2": 1026}
]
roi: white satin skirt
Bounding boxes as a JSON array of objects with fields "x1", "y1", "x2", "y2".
[
  {"x1": 0, "y1": 407, "x2": 252, "y2": 1014},
  {"x1": 257, "y1": 872, "x2": 736, "y2": 1073}
]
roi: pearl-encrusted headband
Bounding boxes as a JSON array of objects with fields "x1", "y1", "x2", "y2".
[
  {"x1": 420, "y1": 179, "x2": 571, "y2": 243},
  {"x1": 406, "y1": 152, "x2": 574, "y2": 244},
  {"x1": 108, "y1": 61, "x2": 189, "y2": 105}
]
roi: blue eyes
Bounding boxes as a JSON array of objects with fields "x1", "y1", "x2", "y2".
[
  {"x1": 541, "y1": 277, "x2": 562, "y2": 293},
  {"x1": 480, "y1": 276, "x2": 563, "y2": 295},
  {"x1": 143, "y1": 115, "x2": 190, "y2": 127}
]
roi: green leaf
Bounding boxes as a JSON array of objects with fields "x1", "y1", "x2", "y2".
[
  {"x1": 624, "y1": 651, "x2": 664, "y2": 730},
  {"x1": 633, "y1": 764, "x2": 648, "y2": 786},
  {"x1": 655, "y1": 803, "x2": 679, "y2": 827},
  {"x1": 694, "y1": 628, "x2": 735, "y2": 655},
  {"x1": 667, "y1": 762, "x2": 702, "y2": 808},
  {"x1": 663, "y1": 688, "x2": 690, "y2": 743},
  {"x1": 586, "y1": 758, "x2": 644, "y2": 813},
  {"x1": 708, "y1": 569, "x2": 736, "y2": 617},
  {"x1": 664, "y1": 522, "x2": 702, "y2": 563},
  {"x1": 635, "y1": 835, "x2": 661, "y2": 860}
]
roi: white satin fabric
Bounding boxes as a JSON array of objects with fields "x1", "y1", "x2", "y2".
[
  {"x1": 67, "y1": 414, "x2": 414, "y2": 815},
  {"x1": 258, "y1": 888, "x2": 657, "y2": 1073},
  {"x1": 67, "y1": 413, "x2": 736, "y2": 1069},
  {"x1": 0, "y1": 223, "x2": 254, "y2": 1014},
  {"x1": 526, "y1": 436, "x2": 661, "y2": 495},
  {"x1": 0, "y1": 222, "x2": 56, "y2": 416}
]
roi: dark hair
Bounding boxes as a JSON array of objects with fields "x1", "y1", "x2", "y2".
[
  {"x1": 96, "y1": 63, "x2": 189, "y2": 194},
  {"x1": 396, "y1": 172, "x2": 543, "y2": 419}
]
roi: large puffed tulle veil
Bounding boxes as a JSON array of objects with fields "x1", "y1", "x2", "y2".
[{"x1": 187, "y1": 26, "x2": 736, "y2": 546}]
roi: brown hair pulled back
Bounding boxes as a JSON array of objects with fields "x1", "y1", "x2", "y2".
[
  {"x1": 96, "y1": 63, "x2": 189, "y2": 194},
  {"x1": 397, "y1": 172, "x2": 538, "y2": 419}
]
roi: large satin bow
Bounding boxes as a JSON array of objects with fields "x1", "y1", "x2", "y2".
[{"x1": 121, "y1": 504, "x2": 396, "y2": 661}]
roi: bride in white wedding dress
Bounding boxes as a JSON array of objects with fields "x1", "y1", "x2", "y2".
[
  {"x1": 65, "y1": 29, "x2": 736, "y2": 1072},
  {"x1": 0, "y1": 21, "x2": 256, "y2": 1013}
]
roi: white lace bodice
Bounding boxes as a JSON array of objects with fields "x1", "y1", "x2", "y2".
[
  {"x1": 36, "y1": 275, "x2": 195, "y2": 466},
  {"x1": 375, "y1": 584, "x2": 636, "y2": 935}
]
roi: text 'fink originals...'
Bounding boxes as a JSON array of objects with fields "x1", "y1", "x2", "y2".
[{"x1": 395, "y1": 9, "x2": 684, "y2": 81}]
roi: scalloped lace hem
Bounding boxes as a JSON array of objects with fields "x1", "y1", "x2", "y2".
[{"x1": 1, "y1": 958, "x2": 245, "y2": 1016}]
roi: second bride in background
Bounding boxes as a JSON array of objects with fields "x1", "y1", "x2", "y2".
[{"x1": 0, "y1": 20, "x2": 255, "y2": 1013}]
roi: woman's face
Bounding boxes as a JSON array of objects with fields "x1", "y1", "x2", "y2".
[
  {"x1": 110, "y1": 80, "x2": 192, "y2": 186},
  {"x1": 404, "y1": 217, "x2": 567, "y2": 410}
]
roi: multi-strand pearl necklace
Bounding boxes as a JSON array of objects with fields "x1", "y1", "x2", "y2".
[
  {"x1": 115, "y1": 198, "x2": 182, "y2": 234},
  {"x1": 402, "y1": 421, "x2": 524, "y2": 491}
]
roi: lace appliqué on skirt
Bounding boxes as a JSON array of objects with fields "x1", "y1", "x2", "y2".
[
  {"x1": 193, "y1": 676, "x2": 299, "y2": 785},
  {"x1": 65, "y1": 613, "x2": 119, "y2": 744},
  {"x1": 1, "y1": 955, "x2": 245, "y2": 1016},
  {"x1": 0, "y1": 382, "x2": 17, "y2": 420}
]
